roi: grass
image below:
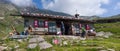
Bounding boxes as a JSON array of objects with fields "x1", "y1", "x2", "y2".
[
  {"x1": 94, "y1": 22, "x2": 120, "y2": 35},
  {"x1": 41, "y1": 35, "x2": 120, "y2": 51}
]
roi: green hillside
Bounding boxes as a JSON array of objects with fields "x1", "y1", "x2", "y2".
[
  {"x1": 0, "y1": 16, "x2": 24, "y2": 39},
  {"x1": 94, "y1": 22, "x2": 120, "y2": 35}
]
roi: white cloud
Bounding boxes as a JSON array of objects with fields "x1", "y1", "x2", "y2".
[
  {"x1": 41, "y1": 0, "x2": 109, "y2": 16},
  {"x1": 114, "y1": 2, "x2": 120, "y2": 10},
  {"x1": 10, "y1": 0, "x2": 34, "y2": 7}
]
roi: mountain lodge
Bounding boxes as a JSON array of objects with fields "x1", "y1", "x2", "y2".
[{"x1": 12, "y1": 12, "x2": 95, "y2": 35}]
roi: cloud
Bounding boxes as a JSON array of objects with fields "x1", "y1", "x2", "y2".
[
  {"x1": 114, "y1": 2, "x2": 120, "y2": 10},
  {"x1": 41, "y1": 0, "x2": 109, "y2": 16},
  {"x1": 9, "y1": 0, "x2": 34, "y2": 7}
]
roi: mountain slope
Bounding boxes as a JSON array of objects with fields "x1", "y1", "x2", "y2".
[
  {"x1": 0, "y1": 0, "x2": 72, "y2": 17},
  {"x1": 0, "y1": 0, "x2": 17, "y2": 17},
  {"x1": 19, "y1": 7, "x2": 72, "y2": 16}
]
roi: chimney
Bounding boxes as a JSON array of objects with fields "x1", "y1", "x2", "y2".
[{"x1": 75, "y1": 13, "x2": 79, "y2": 18}]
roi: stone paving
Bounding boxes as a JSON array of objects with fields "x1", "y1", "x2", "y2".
[{"x1": 28, "y1": 36, "x2": 52, "y2": 49}]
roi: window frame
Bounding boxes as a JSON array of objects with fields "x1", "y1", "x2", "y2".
[
  {"x1": 48, "y1": 22, "x2": 57, "y2": 33},
  {"x1": 38, "y1": 20, "x2": 44, "y2": 28}
]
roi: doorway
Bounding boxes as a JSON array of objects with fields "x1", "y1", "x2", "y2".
[{"x1": 64, "y1": 22, "x2": 71, "y2": 35}]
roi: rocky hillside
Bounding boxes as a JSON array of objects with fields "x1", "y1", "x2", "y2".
[
  {"x1": 0, "y1": 0, "x2": 17, "y2": 17},
  {"x1": 0, "y1": 0, "x2": 72, "y2": 17},
  {"x1": 19, "y1": 7, "x2": 72, "y2": 16}
]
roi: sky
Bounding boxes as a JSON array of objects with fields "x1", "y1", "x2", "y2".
[{"x1": 10, "y1": 0, "x2": 120, "y2": 17}]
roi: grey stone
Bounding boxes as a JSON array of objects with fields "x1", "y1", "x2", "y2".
[
  {"x1": 2, "y1": 44, "x2": 7, "y2": 46},
  {"x1": 103, "y1": 32, "x2": 113, "y2": 38},
  {"x1": 96, "y1": 31, "x2": 105, "y2": 36},
  {"x1": 97, "y1": 47, "x2": 103, "y2": 49},
  {"x1": 80, "y1": 37, "x2": 86, "y2": 40},
  {"x1": 29, "y1": 38, "x2": 38, "y2": 43},
  {"x1": 106, "y1": 32, "x2": 113, "y2": 36},
  {"x1": 17, "y1": 39, "x2": 23, "y2": 43},
  {"x1": 37, "y1": 37, "x2": 45, "y2": 42},
  {"x1": 63, "y1": 41, "x2": 68, "y2": 45},
  {"x1": 39, "y1": 41, "x2": 52, "y2": 49},
  {"x1": 9, "y1": 35, "x2": 27, "y2": 39},
  {"x1": 29, "y1": 37, "x2": 45, "y2": 43},
  {"x1": 28, "y1": 43, "x2": 37, "y2": 49},
  {"x1": 96, "y1": 31, "x2": 113, "y2": 39},
  {"x1": 108, "y1": 49, "x2": 115, "y2": 51},
  {"x1": 28, "y1": 37, "x2": 52, "y2": 49},
  {"x1": 104, "y1": 35, "x2": 109, "y2": 38},
  {"x1": 99, "y1": 50, "x2": 107, "y2": 51},
  {"x1": 0, "y1": 46, "x2": 7, "y2": 51},
  {"x1": 14, "y1": 45, "x2": 19, "y2": 49}
]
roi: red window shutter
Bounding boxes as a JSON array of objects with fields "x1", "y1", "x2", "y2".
[
  {"x1": 45, "y1": 21, "x2": 48, "y2": 28},
  {"x1": 79, "y1": 24, "x2": 82, "y2": 28},
  {"x1": 34, "y1": 20, "x2": 39, "y2": 27},
  {"x1": 86, "y1": 24, "x2": 90, "y2": 30}
]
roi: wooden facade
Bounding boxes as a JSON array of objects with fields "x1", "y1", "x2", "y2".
[{"x1": 12, "y1": 12, "x2": 95, "y2": 35}]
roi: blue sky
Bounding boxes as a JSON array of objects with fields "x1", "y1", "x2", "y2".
[
  {"x1": 10, "y1": 0, "x2": 120, "y2": 17},
  {"x1": 100, "y1": 0, "x2": 120, "y2": 17}
]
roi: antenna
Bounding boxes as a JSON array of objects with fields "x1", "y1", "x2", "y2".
[
  {"x1": 75, "y1": 9, "x2": 79, "y2": 18},
  {"x1": 76, "y1": 9, "x2": 78, "y2": 14}
]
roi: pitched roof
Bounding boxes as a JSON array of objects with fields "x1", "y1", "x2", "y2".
[{"x1": 11, "y1": 12, "x2": 95, "y2": 23}]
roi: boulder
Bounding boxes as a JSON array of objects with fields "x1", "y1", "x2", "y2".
[
  {"x1": 99, "y1": 50, "x2": 107, "y2": 51},
  {"x1": 80, "y1": 37, "x2": 86, "y2": 40},
  {"x1": 29, "y1": 37, "x2": 45, "y2": 43},
  {"x1": 96, "y1": 31, "x2": 113, "y2": 38},
  {"x1": 105, "y1": 32, "x2": 113, "y2": 37},
  {"x1": 14, "y1": 45, "x2": 19, "y2": 49},
  {"x1": 103, "y1": 32, "x2": 113, "y2": 38},
  {"x1": 28, "y1": 43, "x2": 37, "y2": 49},
  {"x1": 39, "y1": 41, "x2": 52, "y2": 49},
  {"x1": 17, "y1": 39, "x2": 23, "y2": 43},
  {"x1": 29, "y1": 38, "x2": 37, "y2": 43},
  {"x1": 37, "y1": 37, "x2": 45, "y2": 42},
  {"x1": 103, "y1": 35, "x2": 109, "y2": 38},
  {"x1": 9, "y1": 35, "x2": 27, "y2": 39},
  {"x1": 63, "y1": 41, "x2": 68, "y2": 45},
  {"x1": 96, "y1": 31, "x2": 105, "y2": 36},
  {"x1": 107, "y1": 49, "x2": 115, "y2": 51},
  {"x1": 0, "y1": 46, "x2": 7, "y2": 51}
]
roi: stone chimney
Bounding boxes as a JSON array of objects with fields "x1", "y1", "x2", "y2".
[{"x1": 75, "y1": 13, "x2": 79, "y2": 18}]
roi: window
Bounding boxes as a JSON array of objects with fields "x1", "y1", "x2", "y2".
[
  {"x1": 74, "y1": 24, "x2": 80, "y2": 33},
  {"x1": 39, "y1": 20, "x2": 44, "y2": 27},
  {"x1": 48, "y1": 22, "x2": 56, "y2": 32},
  {"x1": 24, "y1": 20, "x2": 29, "y2": 27}
]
